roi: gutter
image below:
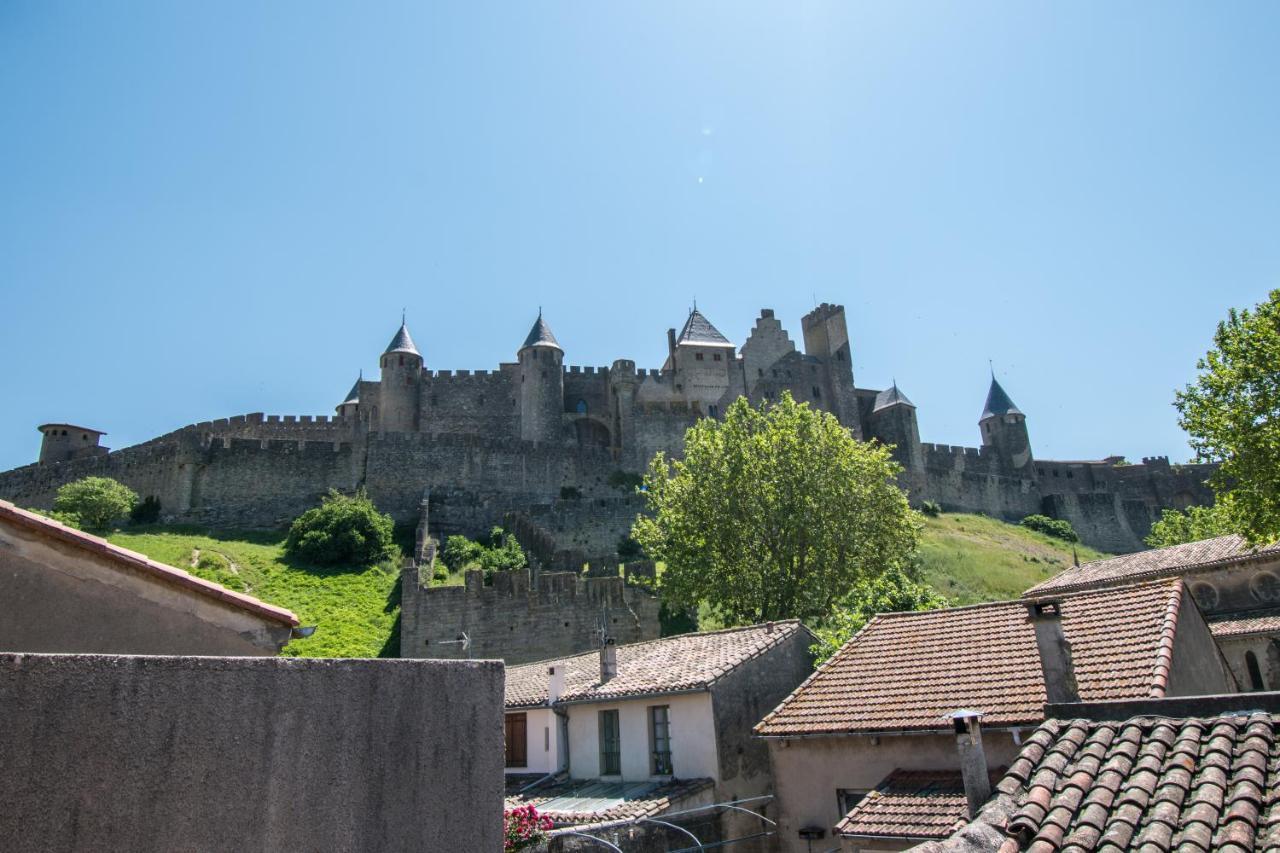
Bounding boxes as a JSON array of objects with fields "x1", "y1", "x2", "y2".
[{"x1": 754, "y1": 723, "x2": 1037, "y2": 741}]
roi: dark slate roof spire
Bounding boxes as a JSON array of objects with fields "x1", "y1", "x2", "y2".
[
  {"x1": 981, "y1": 377, "x2": 1022, "y2": 420},
  {"x1": 873, "y1": 381, "x2": 915, "y2": 413},
  {"x1": 676, "y1": 307, "x2": 733, "y2": 347},
  {"x1": 384, "y1": 320, "x2": 420, "y2": 357},
  {"x1": 340, "y1": 375, "x2": 360, "y2": 406},
  {"x1": 521, "y1": 312, "x2": 562, "y2": 351}
]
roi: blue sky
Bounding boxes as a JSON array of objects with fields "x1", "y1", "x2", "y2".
[{"x1": 2, "y1": 2, "x2": 1278, "y2": 471}]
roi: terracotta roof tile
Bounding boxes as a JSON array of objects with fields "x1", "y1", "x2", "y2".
[
  {"x1": 505, "y1": 621, "x2": 808, "y2": 708},
  {"x1": 756, "y1": 580, "x2": 1184, "y2": 736},
  {"x1": 992, "y1": 712, "x2": 1280, "y2": 852},
  {"x1": 836, "y1": 768, "x2": 1006, "y2": 840},
  {"x1": 1209, "y1": 609, "x2": 1280, "y2": 639},
  {"x1": 0, "y1": 499, "x2": 298, "y2": 627},
  {"x1": 1025, "y1": 535, "x2": 1280, "y2": 597}
]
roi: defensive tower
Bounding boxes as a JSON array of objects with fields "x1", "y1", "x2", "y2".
[
  {"x1": 380, "y1": 320, "x2": 422, "y2": 433},
  {"x1": 980, "y1": 376, "x2": 1032, "y2": 473},
  {"x1": 518, "y1": 312, "x2": 565, "y2": 443}
]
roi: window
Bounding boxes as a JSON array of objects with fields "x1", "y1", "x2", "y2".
[
  {"x1": 1247, "y1": 652, "x2": 1265, "y2": 691},
  {"x1": 837, "y1": 789, "x2": 869, "y2": 816},
  {"x1": 505, "y1": 713, "x2": 528, "y2": 767},
  {"x1": 696, "y1": 352, "x2": 704, "y2": 361},
  {"x1": 713, "y1": 353, "x2": 721, "y2": 362},
  {"x1": 576, "y1": 399, "x2": 588, "y2": 415},
  {"x1": 649, "y1": 706, "x2": 672, "y2": 775},
  {"x1": 399, "y1": 355, "x2": 404, "y2": 366},
  {"x1": 599, "y1": 710, "x2": 621, "y2": 775},
  {"x1": 709, "y1": 405, "x2": 719, "y2": 418},
  {"x1": 812, "y1": 386, "x2": 821, "y2": 399}
]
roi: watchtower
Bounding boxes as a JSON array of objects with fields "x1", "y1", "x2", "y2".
[
  {"x1": 379, "y1": 320, "x2": 422, "y2": 433},
  {"x1": 38, "y1": 424, "x2": 107, "y2": 464},
  {"x1": 518, "y1": 312, "x2": 565, "y2": 443},
  {"x1": 979, "y1": 377, "x2": 1032, "y2": 472}
]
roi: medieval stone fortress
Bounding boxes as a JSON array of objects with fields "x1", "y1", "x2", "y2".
[{"x1": 0, "y1": 301, "x2": 1211, "y2": 559}]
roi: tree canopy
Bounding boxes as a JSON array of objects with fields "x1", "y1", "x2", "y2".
[
  {"x1": 285, "y1": 489, "x2": 397, "y2": 566},
  {"x1": 632, "y1": 392, "x2": 922, "y2": 624},
  {"x1": 1174, "y1": 289, "x2": 1280, "y2": 543},
  {"x1": 53, "y1": 476, "x2": 138, "y2": 531}
]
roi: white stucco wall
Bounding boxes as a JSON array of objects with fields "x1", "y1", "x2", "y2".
[
  {"x1": 766, "y1": 730, "x2": 1025, "y2": 853},
  {"x1": 505, "y1": 707, "x2": 562, "y2": 776},
  {"x1": 566, "y1": 692, "x2": 718, "y2": 781}
]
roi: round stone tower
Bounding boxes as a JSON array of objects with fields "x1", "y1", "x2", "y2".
[
  {"x1": 518, "y1": 312, "x2": 564, "y2": 444},
  {"x1": 379, "y1": 320, "x2": 422, "y2": 433},
  {"x1": 980, "y1": 377, "x2": 1032, "y2": 472}
]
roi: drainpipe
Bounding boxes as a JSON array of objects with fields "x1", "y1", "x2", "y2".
[
  {"x1": 947, "y1": 709, "x2": 991, "y2": 818},
  {"x1": 1026, "y1": 599, "x2": 1080, "y2": 704}
]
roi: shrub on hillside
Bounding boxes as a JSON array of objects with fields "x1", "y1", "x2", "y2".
[
  {"x1": 920, "y1": 500, "x2": 942, "y2": 517},
  {"x1": 442, "y1": 535, "x2": 484, "y2": 571},
  {"x1": 1020, "y1": 514, "x2": 1079, "y2": 543},
  {"x1": 130, "y1": 495, "x2": 162, "y2": 525},
  {"x1": 53, "y1": 477, "x2": 138, "y2": 531},
  {"x1": 608, "y1": 470, "x2": 644, "y2": 493},
  {"x1": 440, "y1": 528, "x2": 527, "y2": 574},
  {"x1": 285, "y1": 489, "x2": 397, "y2": 566}
]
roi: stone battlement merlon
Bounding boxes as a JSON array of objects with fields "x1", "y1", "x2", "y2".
[{"x1": 801, "y1": 302, "x2": 845, "y2": 326}]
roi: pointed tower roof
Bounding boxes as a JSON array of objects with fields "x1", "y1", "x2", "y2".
[
  {"x1": 873, "y1": 382, "x2": 915, "y2": 413},
  {"x1": 520, "y1": 312, "x2": 562, "y2": 351},
  {"x1": 676, "y1": 308, "x2": 733, "y2": 347},
  {"x1": 981, "y1": 377, "x2": 1022, "y2": 420},
  {"x1": 384, "y1": 322, "x2": 420, "y2": 357},
  {"x1": 340, "y1": 377, "x2": 360, "y2": 407}
]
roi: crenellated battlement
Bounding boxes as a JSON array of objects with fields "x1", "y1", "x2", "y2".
[{"x1": 564, "y1": 365, "x2": 611, "y2": 376}]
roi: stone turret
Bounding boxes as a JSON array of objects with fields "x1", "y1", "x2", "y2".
[
  {"x1": 518, "y1": 312, "x2": 565, "y2": 443},
  {"x1": 608, "y1": 358, "x2": 638, "y2": 465},
  {"x1": 335, "y1": 375, "x2": 361, "y2": 419},
  {"x1": 980, "y1": 376, "x2": 1032, "y2": 473},
  {"x1": 868, "y1": 382, "x2": 923, "y2": 472},
  {"x1": 38, "y1": 424, "x2": 108, "y2": 464},
  {"x1": 668, "y1": 308, "x2": 734, "y2": 414},
  {"x1": 379, "y1": 320, "x2": 422, "y2": 433},
  {"x1": 800, "y1": 303, "x2": 859, "y2": 436}
]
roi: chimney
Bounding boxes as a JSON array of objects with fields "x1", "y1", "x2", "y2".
[
  {"x1": 599, "y1": 638, "x2": 617, "y2": 683},
  {"x1": 667, "y1": 328, "x2": 677, "y2": 364},
  {"x1": 547, "y1": 664, "x2": 565, "y2": 703},
  {"x1": 948, "y1": 710, "x2": 991, "y2": 818},
  {"x1": 1026, "y1": 599, "x2": 1080, "y2": 705}
]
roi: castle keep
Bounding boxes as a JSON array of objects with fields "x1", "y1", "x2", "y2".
[{"x1": 0, "y1": 303, "x2": 1212, "y2": 553}]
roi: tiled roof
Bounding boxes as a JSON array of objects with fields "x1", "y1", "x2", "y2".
[
  {"x1": 37, "y1": 423, "x2": 106, "y2": 435},
  {"x1": 339, "y1": 377, "x2": 360, "y2": 406},
  {"x1": 1024, "y1": 534, "x2": 1280, "y2": 597},
  {"x1": 836, "y1": 768, "x2": 1006, "y2": 840},
  {"x1": 0, "y1": 499, "x2": 299, "y2": 627},
  {"x1": 676, "y1": 308, "x2": 733, "y2": 347},
  {"x1": 991, "y1": 712, "x2": 1280, "y2": 851},
  {"x1": 505, "y1": 621, "x2": 807, "y2": 708},
  {"x1": 981, "y1": 378, "x2": 1022, "y2": 420},
  {"x1": 755, "y1": 580, "x2": 1184, "y2": 736},
  {"x1": 874, "y1": 383, "x2": 915, "y2": 413},
  {"x1": 506, "y1": 777, "x2": 714, "y2": 828},
  {"x1": 384, "y1": 322, "x2": 419, "y2": 356},
  {"x1": 1209, "y1": 609, "x2": 1280, "y2": 639},
  {"x1": 521, "y1": 314, "x2": 562, "y2": 351}
]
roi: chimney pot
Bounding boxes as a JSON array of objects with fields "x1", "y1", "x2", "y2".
[
  {"x1": 1026, "y1": 599, "x2": 1080, "y2": 705},
  {"x1": 600, "y1": 638, "x2": 617, "y2": 683},
  {"x1": 947, "y1": 710, "x2": 992, "y2": 818},
  {"x1": 547, "y1": 664, "x2": 565, "y2": 703}
]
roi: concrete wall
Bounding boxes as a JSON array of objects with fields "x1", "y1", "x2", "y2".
[
  {"x1": 567, "y1": 692, "x2": 718, "y2": 781},
  {"x1": 0, "y1": 653, "x2": 504, "y2": 853},
  {"x1": 766, "y1": 731, "x2": 1025, "y2": 853},
  {"x1": 506, "y1": 707, "x2": 563, "y2": 776},
  {"x1": 0, "y1": 516, "x2": 291, "y2": 656}
]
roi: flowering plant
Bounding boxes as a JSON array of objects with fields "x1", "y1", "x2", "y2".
[{"x1": 504, "y1": 804, "x2": 553, "y2": 851}]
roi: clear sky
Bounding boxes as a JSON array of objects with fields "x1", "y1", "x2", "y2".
[{"x1": 2, "y1": 2, "x2": 1278, "y2": 472}]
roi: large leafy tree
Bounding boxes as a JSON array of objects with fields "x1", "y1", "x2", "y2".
[
  {"x1": 632, "y1": 392, "x2": 922, "y2": 624},
  {"x1": 53, "y1": 476, "x2": 138, "y2": 531},
  {"x1": 1175, "y1": 289, "x2": 1280, "y2": 543}
]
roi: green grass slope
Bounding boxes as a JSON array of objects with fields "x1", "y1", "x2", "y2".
[
  {"x1": 918, "y1": 513, "x2": 1108, "y2": 605},
  {"x1": 108, "y1": 527, "x2": 399, "y2": 658}
]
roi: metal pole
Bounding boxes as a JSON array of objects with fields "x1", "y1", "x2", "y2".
[{"x1": 638, "y1": 817, "x2": 703, "y2": 850}]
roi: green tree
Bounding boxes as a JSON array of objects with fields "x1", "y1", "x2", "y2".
[
  {"x1": 53, "y1": 476, "x2": 138, "y2": 531},
  {"x1": 632, "y1": 392, "x2": 922, "y2": 624},
  {"x1": 1175, "y1": 289, "x2": 1280, "y2": 543},
  {"x1": 285, "y1": 489, "x2": 397, "y2": 566},
  {"x1": 1145, "y1": 501, "x2": 1237, "y2": 548},
  {"x1": 810, "y1": 566, "x2": 948, "y2": 661}
]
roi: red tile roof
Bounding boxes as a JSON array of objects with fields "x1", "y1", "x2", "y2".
[
  {"x1": 0, "y1": 499, "x2": 298, "y2": 627},
  {"x1": 991, "y1": 713, "x2": 1280, "y2": 851},
  {"x1": 755, "y1": 579, "x2": 1184, "y2": 736},
  {"x1": 505, "y1": 621, "x2": 808, "y2": 708},
  {"x1": 1208, "y1": 608, "x2": 1280, "y2": 639},
  {"x1": 1024, "y1": 534, "x2": 1280, "y2": 597},
  {"x1": 835, "y1": 768, "x2": 1006, "y2": 841}
]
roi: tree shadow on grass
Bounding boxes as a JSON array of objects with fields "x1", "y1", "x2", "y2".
[{"x1": 377, "y1": 571, "x2": 403, "y2": 658}]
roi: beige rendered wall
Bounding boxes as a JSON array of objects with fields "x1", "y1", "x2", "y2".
[
  {"x1": 568, "y1": 692, "x2": 718, "y2": 781},
  {"x1": 766, "y1": 730, "x2": 1024, "y2": 853},
  {"x1": 0, "y1": 518, "x2": 291, "y2": 656},
  {"x1": 506, "y1": 707, "x2": 563, "y2": 776}
]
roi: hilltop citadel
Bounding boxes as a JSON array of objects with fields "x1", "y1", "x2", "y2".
[{"x1": 0, "y1": 302, "x2": 1212, "y2": 561}]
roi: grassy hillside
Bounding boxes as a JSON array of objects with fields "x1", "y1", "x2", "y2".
[
  {"x1": 917, "y1": 513, "x2": 1108, "y2": 605},
  {"x1": 108, "y1": 528, "x2": 399, "y2": 658},
  {"x1": 105, "y1": 512, "x2": 1106, "y2": 657}
]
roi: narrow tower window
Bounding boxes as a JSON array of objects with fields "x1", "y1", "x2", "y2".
[{"x1": 1247, "y1": 651, "x2": 1265, "y2": 691}]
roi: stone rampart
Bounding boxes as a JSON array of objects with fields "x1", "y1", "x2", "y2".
[
  {"x1": 0, "y1": 653, "x2": 503, "y2": 853},
  {"x1": 400, "y1": 566, "x2": 660, "y2": 664}
]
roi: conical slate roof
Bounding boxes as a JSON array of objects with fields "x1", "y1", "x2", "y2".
[
  {"x1": 982, "y1": 377, "x2": 1022, "y2": 420},
  {"x1": 385, "y1": 322, "x2": 420, "y2": 356},
  {"x1": 340, "y1": 377, "x2": 360, "y2": 407},
  {"x1": 521, "y1": 314, "x2": 562, "y2": 351},
  {"x1": 873, "y1": 382, "x2": 915, "y2": 413},
  {"x1": 676, "y1": 308, "x2": 733, "y2": 347}
]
